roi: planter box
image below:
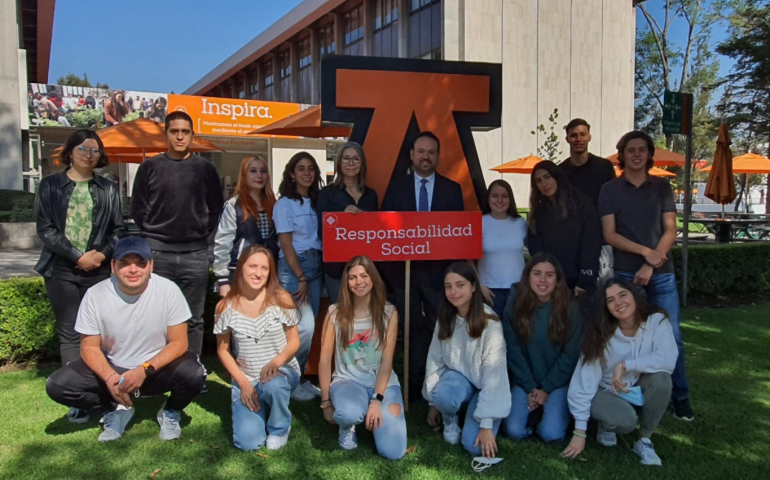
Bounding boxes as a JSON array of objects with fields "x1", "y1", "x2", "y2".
[{"x1": 0, "y1": 223, "x2": 42, "y2": 250}]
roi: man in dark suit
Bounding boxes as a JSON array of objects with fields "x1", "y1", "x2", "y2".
[{"x1": 381, "y1": 131, "x2": 464, "y2": 401}]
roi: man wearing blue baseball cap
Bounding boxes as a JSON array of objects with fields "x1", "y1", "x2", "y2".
[{"x1": 45, "y1": 236, "x2": 206, "y2": 442}]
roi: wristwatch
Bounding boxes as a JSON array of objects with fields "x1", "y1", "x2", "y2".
[
  {"x1": 371, "y1": 392, "x2": 384, "y2": 402},
  {"x1": 142, "y1": 362, "x2": 156, "y2": 378}
]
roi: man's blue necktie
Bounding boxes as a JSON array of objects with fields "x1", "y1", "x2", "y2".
[{"x1": 419, "y1": 178, "x2": 429, "y2": 212}]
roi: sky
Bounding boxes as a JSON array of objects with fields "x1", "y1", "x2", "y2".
[
  {"x1": 48, "y1": 0, "x2": 736, "y2": 96},
  {"x1": 48, "y1": 0, "x2": 304, "y2": 93}
]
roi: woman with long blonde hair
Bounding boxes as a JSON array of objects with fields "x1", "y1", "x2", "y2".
[
  {"x1": 214, "y1": 245, "x2": 300, "y2": 451},
  {"x1": 214, "y1": 155, "x2": 278, "y2": 297},
  {"x1": 318, "y1": 256, "x2": 405, "y2": 459}
]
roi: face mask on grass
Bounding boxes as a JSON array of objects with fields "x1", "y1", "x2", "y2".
[{"x1": 472, "y1": 457, "x2": 503, "y2": 472}]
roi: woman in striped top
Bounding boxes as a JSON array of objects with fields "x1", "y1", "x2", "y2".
[
  {"x1": 214, "y1": 245, "x2": 300, "y2": 451},
  {"x1": 318, "y1": 255, "x2": 406, "y2": 459}
]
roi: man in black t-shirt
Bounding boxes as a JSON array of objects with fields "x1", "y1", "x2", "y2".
[
  {"x1": 559, "y1": 118, "x2": 616, "y2": 281},
  {"x1": 559, "y1": 118, "x2": 616, "y2": 208}
]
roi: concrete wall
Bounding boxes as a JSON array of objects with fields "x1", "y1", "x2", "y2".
[
  {"x1": 0, "y1": 1, "x2": 23, "y2": 191},
  {"x1": 0, "y1": 223, "x2": 42, "y2": 250},
  {"x1": 454, "y1": 0, "x2": 637, "y2": 208}
]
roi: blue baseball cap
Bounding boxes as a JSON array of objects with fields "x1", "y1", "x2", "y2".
[{"x1": 113, "y1": 236, "x2": 152, "y2": 261}]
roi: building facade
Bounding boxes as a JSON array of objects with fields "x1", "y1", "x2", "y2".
[{"x1": 186, "y1": 0, "x2": 639, "y2": 205}]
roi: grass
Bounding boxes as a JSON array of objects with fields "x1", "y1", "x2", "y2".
[{"x1": 2, "y1": 303, "x2": 770, "y2": 479}]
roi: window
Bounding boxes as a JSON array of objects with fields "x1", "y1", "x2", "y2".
[
  {"x1": 262, "y1": 59, "x2": 274, "y2": 101},
  {"x1": 318, "y1": 22, "x2": 336, "y2": 57},
  {"x1": 297, "y1": 37, "x2": 312, "y2": 104},
  {"x1": 373, "y1": 0, "x2": 399, "y2": 58},
  {"x1": 233, "y1": 75, "x2": 245, "y2": 99},
  {"x1": 343, "y1": 5, "x2": 364, "y2": 56},
  {"x1": 249, "y1": 68, "x2": 259, "y2": 99},
  {"x1": 277, "y1": 49, "x2": 291, "y2": 101},
  {"x1": 408, "y1": 0, "x2": 441, "y2": 60}
]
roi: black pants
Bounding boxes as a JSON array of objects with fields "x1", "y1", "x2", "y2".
[
  {"x1": 391, "y1": 265, "x2": 442, "y2": 402},
  {"x1": 151, "y1": 249, "x2": 210, "y2": 356},
  {"x1": 45, "y1": 352, "x2": 206, "y2": 413},
  {"x1": 44, "y1": 273, "x2": 109, "y2": 366}
]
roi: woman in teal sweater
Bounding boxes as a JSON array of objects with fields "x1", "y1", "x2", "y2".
[{"x1": 502, "y1": 253, "x2": 582, "y2": 442}]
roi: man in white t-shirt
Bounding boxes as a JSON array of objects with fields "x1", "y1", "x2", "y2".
[{"x1": 46, "y1": 236, "x2": 206, "y2": 442}]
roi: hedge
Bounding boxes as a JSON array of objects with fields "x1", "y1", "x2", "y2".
[{"x1": 2, "y1": 243, "x2": 769, "y2": 364}]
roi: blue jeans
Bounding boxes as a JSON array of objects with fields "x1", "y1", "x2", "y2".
[
  {"x1": 489, "y1": 287, "x2": 510, "y2": 320},
  {"x1": 430, "y1": 370, "x2": 502, "y2": 456},
  {"x1": 231, "y1": 367, "x2": 300, "y2": 451},
  {"x1": 614, "y1": 271, "x2": 689, "y2": 401},
  {"x1": 504, "y1": 386, "x2": 570, "y2": 442},
  {"x1": 324, "y1": 273, "x2": 342, "y2": 305},
  {"x1": 330, "y1": 380, "x2": 407, "y2": 460},
  {"x1": 278, "y1": 249, "x2": 322, "y2": 372}
]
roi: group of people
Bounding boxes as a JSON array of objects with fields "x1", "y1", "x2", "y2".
[
  {"x1": 28, "y1": 88, "x2": 168, "y2": 127},
  {"x1": 38, "y1": 111, "x2": 692, "y2": 467}
]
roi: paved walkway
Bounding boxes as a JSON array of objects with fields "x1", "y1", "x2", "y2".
[{"x1": 0, "y1": 249, "x2": 40, "y2": 279}]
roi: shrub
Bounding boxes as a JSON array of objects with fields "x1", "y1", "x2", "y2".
[
  {"x1": 0, "y1": 190, "x2": 35, "y2": 211},
  {"x1": 672, "y1": 243, "x2": 770, "y2": 297},
  {"x1": 0, "y1": 278, "x2": 56, "y2": 363}
]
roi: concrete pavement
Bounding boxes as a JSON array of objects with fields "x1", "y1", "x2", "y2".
[{"x1": 0, "y1": 249, "x2": 40, "y2": 278}]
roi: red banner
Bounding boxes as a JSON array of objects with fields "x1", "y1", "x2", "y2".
[{"x1": 322, "y1": 211, "x2": 482, "y2": 262}]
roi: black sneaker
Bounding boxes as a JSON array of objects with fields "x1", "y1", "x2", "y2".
[
  {"x1": 66, "y1": 407, "x2": 90, "y2": 424},
  {"x1": 672, "y1": 398, "x2": 694, "y2": 421}
]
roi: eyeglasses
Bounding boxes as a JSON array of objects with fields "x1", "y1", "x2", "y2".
[
  {"x1": 341, "y1": 156, "x2": 362, "y2": 165},
  {"x1": 76, "y1": 146, "x2": 102, "y2": 156}
]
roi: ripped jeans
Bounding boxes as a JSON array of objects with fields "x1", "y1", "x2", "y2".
[{"x1": 330, "y1": 380, "x2": 407, "y2": 460}]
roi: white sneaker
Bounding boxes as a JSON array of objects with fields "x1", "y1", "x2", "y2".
[
  {"x1": 266, "y1": 427, "x2": 291, "y2": 450},
  {"x1": 157, "y1": 404, "x2": 182, "y2": 441},
  {"x1": 98, "y1": 406, "x2": 134, "y2": 442},
  {"x1": 291, "y1": 381, "x2": 320, "y2": 401},
  {"x1": 634, "y1": 438, "x2": 663, "y2": 466},
  {"x1": 443, "y1": 415, "x2": 462, "y2": 445},
  {"x1": 597, "y1": 425, "x2": 617, "y2": 447},
  {"x1": 338, "y1": 425, "x2": 358, "y2": 450}
]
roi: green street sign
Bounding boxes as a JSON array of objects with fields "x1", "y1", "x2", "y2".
[{"x1": 662, "y1": 90, "x2": 692, "y2": 135}]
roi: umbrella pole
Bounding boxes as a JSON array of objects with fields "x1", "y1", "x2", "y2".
[{"x1": 681, "y1": 117, "x2": 694, "y2": 307}]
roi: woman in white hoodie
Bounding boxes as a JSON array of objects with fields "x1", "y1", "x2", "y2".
[
  {"x1": 562, "y1": 277, "x2": 677, "y2": 466},
  {"x1": 423, "y1": 262, "x2": 511, "y2": 458}
]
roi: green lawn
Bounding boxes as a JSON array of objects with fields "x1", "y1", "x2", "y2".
[{"x1": 2, "y1": 303, "x2": 770, "y2": 479}]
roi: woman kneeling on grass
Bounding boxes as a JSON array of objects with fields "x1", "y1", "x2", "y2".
[
  {"x1": 503, "y1": 253, "x2": 582, "y2": 443},
  {"x1": 423, "y1": 262, "x2": 511, "y2": 458},
  {"x1": 318, "y1": 256, "x2": 406, "y2": 459},
  {"x1": 214, "y1": 245, "x2": 301, "y2": 451},
  {"x1": 562, "y1": 277, "x2": 677, "y2": 466}
]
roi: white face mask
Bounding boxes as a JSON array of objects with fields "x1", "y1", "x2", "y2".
[{"x1": 472, "y1": 457, "x2": 503, "y2": 472}]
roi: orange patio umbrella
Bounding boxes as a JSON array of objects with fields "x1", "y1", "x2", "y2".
[
  {"x1": 51, "y1": 118, "x2": 222, "y2": 160},
  {"x1": 701, "y1": 123, "x2": 737, "y2": 215},
  {"x1": 491, "y1": 155, "x2": 548, "y2": 174},
  {"x1": 614, "y1": 166, "x2": 676, "y2": 177},
  {"x1": 698, "y1": 152, "x2": 770, "y2": 174},
  {"x1": 607, "y1": 147, "x2": 690, "y2": 167},
  {"x1": 249, "y1": 105, "x2": 352, "y2": 138}
]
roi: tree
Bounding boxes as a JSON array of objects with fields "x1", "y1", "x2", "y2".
[
  {"x1": 56, "y1": 72, "x2": 92, "y2": 87},
  {"x1": 55, "y1": 72, "x2": 109, "y2": 90},
  {"x1": 717, "y1": 0, "x2": 770, "y2": 211},
  {"x1": 634, "y1": 0, "x2": 733, "y2": 147},
  {"x1": 530, "y1": 108, "x2": 563, "y2": 163}
]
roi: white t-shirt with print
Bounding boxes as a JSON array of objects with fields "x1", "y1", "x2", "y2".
[{"x1": 74, "y1": 274, "x2": 192, "y2": 369}]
